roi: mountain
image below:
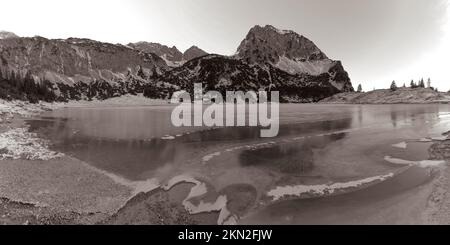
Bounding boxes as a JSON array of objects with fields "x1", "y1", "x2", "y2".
[
  {"x1": 146, "y1": 54, "x2": 342, "y2": 103},
  {"x1": 0, "y1": 31, "x2": 18, "y2": 40},
  {"x1": 0, "y1": 36, "x2": 168, "y2": 100},
  {"x1": 127, "y1": 42, "x2": 183, "y2": 66},
  {"x1": 235, "y1": 25, "x2": 353, "y2": 92},
  {"x1": 128, "y1": 42, "x2": 208, "y2": 67},
  {"x1": 146, "y1": 25, "x2": 353, "y2": 102},
  {"x1": 182, "y1": 46, "x2": 208, "y2": 62},
  {"x1": 0, "y1": 25, "x2": 352, "y2": 103}
]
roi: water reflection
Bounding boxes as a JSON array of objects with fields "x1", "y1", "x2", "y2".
[
  {"x1": 25, "y1": 115, "x2": 352, "y2": 180},
  {"x1": 239, "y1": 133, "x2": 347, "y2": 174}
]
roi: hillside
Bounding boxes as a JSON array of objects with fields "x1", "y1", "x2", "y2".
[
  {"x1": 320, "y1": 88, "x2": 450, "y2": 104},
  {"x1": 147, "y1": 54, "x2": 342, "y2": 103}
]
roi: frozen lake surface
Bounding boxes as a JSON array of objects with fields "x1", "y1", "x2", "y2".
[{"x1": 26, "y1": 104, "x2": 450, "y2": 224}]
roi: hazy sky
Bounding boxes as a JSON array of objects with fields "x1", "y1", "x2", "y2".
[{"x1": 1, "y1": 0, "x2": 450, "y2": 91}]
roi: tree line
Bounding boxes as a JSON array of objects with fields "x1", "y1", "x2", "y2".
[
  {"x1": 390, "y1": 78, "x2": 437, "y2": 91},
  {"x1": 0, "y1": 70, "x2": 57, "y2": 103},
  {"x1": 356, "y1": 78, "x2": 439, "y2": 93}
]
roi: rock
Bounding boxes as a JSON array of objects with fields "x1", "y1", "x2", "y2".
[
  {"x1": 429, "y1": 140, "x2": 450, "y2": 160},
  {"x1": 182, "y1": 46, "x2": 208, "y2": 61}
]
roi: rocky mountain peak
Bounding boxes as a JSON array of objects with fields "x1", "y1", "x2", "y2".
[
  {"x1": 236, "y1": 25, "x2": 328, "y2": 66},
  {"x1": 0, "y1": 31, "x2": 19, "y2": 40},
  {"x1": 127, "y1": 42, "x2": 183, "y2": 63},
  {"x1": 183, "y1": 45, "x2": 208, "y2": 61},
  {"x1": 128, "y1": 42, "x2": 208, "y2": 67},
  {"x1": 233, "y1": 25, "x2": 352, "y2": 92}
]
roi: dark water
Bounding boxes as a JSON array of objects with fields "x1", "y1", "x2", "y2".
[
  {"x1": 26, "y1": 105, "x2": 358, "y2": 180},
  {"x1": 241, "y1": 165, "x2": 436, "y2": 224},
  {"x1": 26, "y1": 104, "x2": 449, "y2": 180}
]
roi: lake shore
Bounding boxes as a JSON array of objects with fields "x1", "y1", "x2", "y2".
[
  {"x1": 0, "y1": 97, "x2": 200, "y2": 225},
  {"x1": 0, "y1": 123, "x2": 213, "y2": 225},
  {"x1": 426, "y1": 136, "x2": 450, "y2": 224},
  {"x1": 1, "y1": 98, "x2": 450, "y2": 225},
  {"x1": 320, "y1": 88, "x2": 450, "y2": 104}
]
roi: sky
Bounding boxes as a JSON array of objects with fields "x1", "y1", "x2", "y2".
[{"x1": 1, "y1": 0, "x2": 450, "y2": 91}]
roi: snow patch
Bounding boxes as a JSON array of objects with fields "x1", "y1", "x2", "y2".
[
  {"x1": 0, "y1": 128, "x2": 64, "y2": 161},
  {"x1": 419, "y1": 160, "x2": 448, "y2": 168},
  {"x1": 432, "y1": 135, "x2": 448, "y2": 141},
  {"x1": 419, "y1": 138, "x2": 433, "y2": 142},
  {"x1": 275, "y1": 56, "x2": 334, "y2": 76},
  {"x1": 161, "y1": 135, "x2": 176, "y2": 140},
  {"x1": 392, "y1": 142, "x2": 408, "y2": 149},
  {"x1": 163, "y1": 175, "x2": 233, "y2": 225},
  {"x1": 384, "y1": 156, "x2": 447, "y2": 168},
  {"x1": 417, "y1": 135, "x2": 447, "y2": 142},
  {"x1": 438, "y1": 112, "x2": 450, "y2": 119},
  {"x1": 225, "y1": 141, "x2": 277, "y2": 153},
  {"x1": 0, "y1": 99, "x2": 54, "y2": 117},
  {"x1": 267, "y1": 173, "x2": 394, "y2": 201},
  {"x1": 202, "y1": 152, "x2": 221, "y2": 163}
]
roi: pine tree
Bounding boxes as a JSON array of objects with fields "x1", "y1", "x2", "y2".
[
  {"x1": 357, "y1": 84, "x2": 362, "y2": 93},
  {"x1": 390, "y1": 80, "x2": 398, "y2": 91},
  {"x1": 410, "y1": 80, "x2": 416, "y2": 88},
  {"x1": 150, "y1": 66, "x2": 159, "y2": 79},
  {"x1": 419, "y1": 78, "x2": 425, "y2": 88}
]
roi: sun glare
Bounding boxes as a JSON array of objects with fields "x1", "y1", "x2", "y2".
[{"x1": 391, "y1": 0, "x2": 450, "y2": 91}]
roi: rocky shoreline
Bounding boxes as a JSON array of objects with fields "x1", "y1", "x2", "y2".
[
  {"x1": 426, "y1": 133, "x2": 450, "y2": 224},
  {"x1": 0, "y1": 98, "x2": 198, "y2": 225}
]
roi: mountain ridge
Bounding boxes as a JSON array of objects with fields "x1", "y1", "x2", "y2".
[
  {"x1": 146, "y1": 53, "x2": 345, "y2": 103},
  {"x1": 128, "y1": 42, "x2": 208, "y2": 67},
  {"x1": 0, "y1": 25, "x2": 353, "y2": 103}
]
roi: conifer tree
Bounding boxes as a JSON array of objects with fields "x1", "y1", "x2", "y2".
[{"x1": 390, "y1": 80, "x2": 398, "y2": 91}]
